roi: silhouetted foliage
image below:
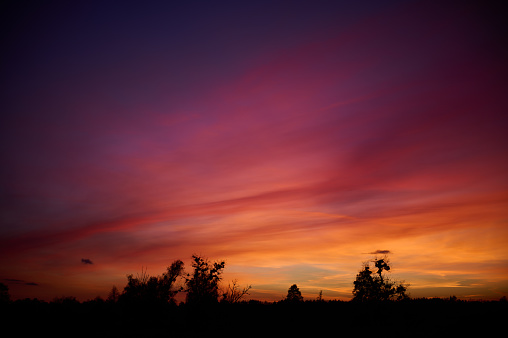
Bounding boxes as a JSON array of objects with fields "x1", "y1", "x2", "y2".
[
  {"x1": 120, "y1": 259, "x2": 184, "y2": 306},
  {"x1": 185, "y1": 255, "x2": 225, "y2": 306},
  {"x1": 286, "y1": 284, "x2": 303, "y2": 302},
  {"x1": 317, "y1": 290, "x2": 323, "y2": 301},
  {"x1": 0, "y1": 282, "x2": 10, "y2": 304},
  {"x1": 221, "y1": 279, "x2": 252, "y2": 303},
  {"x1": 52, "y1": 295, "x2": 79, "y2": 305},
  {"x1": 3, "y1": 292, "x2": 507, "y2": 337},
  {"x1": 107, "y1": 285, "x2": 120, "y2": 303},
  {"x1": 6, "y1": 253, "x2": 507, "y2": 337},
  {"x1": 352, "y1": 256, "x2": 408, "y2": 302}
]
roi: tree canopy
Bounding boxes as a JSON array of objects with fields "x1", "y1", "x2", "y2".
[
  {"x1": 120, "y1": 260, "x2": 184, "y2": 306},
  {"x1": 352, "y1": 256, "x2": 408, "y2": 302},
  {"x1": 185, "y1": 255, "x2": 225, "y2": 306},
  {"x1": 286, "y1": 284, "x2": 304, "y2": 302}
]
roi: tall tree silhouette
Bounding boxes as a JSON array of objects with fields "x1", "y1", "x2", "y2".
[
  {"x1": 185, "y1": 255, "x2": 225, "y2": 306},
  {"x1": 352, "y1": 256, "x2": 408, "y2": 302},
  {"x1": 107, "y1": 285, "x2": 120, "y2": 303},
  {"x1": 286, "y1": 284, "x2": 303, "y2": 302}
]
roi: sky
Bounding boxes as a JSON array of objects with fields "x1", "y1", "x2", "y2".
[{"x1": 1, "y1": 0, "x2": 507, "y2": 302}]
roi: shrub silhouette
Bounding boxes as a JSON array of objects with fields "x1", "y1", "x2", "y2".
[{"x1": 352, "y1": 256, "x2": 408, "y2": 302}]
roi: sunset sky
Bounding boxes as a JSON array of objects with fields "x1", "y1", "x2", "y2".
[{"x1": 1, "y1": 0, "x2": 507, "y2": 302}]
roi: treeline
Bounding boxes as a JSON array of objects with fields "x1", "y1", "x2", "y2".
[
  {"x1": 108, "y1": 254, "x2": 250, "y2": 308},
  {"x1": 1, "y1": 255, "x2": 507, "y2": 337},
  {"x1": 2, "y1": 295, "x2": 507, "y2": 337}
]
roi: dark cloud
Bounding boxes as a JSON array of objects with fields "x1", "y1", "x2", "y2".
[
  {"x1": 3, "y1": 278, "x2": 39, "y2": 286},
  {"x1": 81, "y1": 258, "x2": 93, "y2": 265},
  {"x1": 368, "y1": 250, "x2": 392, "y2": 255}
]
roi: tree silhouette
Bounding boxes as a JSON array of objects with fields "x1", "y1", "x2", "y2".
[
  {"x1": 286, "y1": 284, "x2": 303, "y2": 302},
  {"x1": 0, "y1": 282, "x2": 10, "y2": 304},
  {"x1": 121, "y1": 260, "x2": 184, "y2": 306},
  {"x1": 316, "y1": 290, "x2": 323, "y2": 302},
  {"x1": 185, "y1": 255, "x2": 225, "y2": 306},
  {"x1": 221, "y1": 279, "x2": 252, "y2": 303},
  {"x1": 107, "y1": 285, "x2": 120, "y2": 303},
  {"x1": 352, "y1": 256, "x2": 408, "y2": 302}
]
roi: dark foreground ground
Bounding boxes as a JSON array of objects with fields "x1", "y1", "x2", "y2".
[{"x1": 4, "y1": 298, "x2": 506, "y2": 337}]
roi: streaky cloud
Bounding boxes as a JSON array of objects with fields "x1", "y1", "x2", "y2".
[
  {"x1": 368, "y1": 250, "x2": 392, "y2": 255},
  {"x1": 3, "y1": 278, "x2": 39, "y2": 286}
]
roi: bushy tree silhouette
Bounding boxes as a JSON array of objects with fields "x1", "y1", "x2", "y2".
[
  {"x1": 352, "y1": 256, "x2": 408, "y2": 302},
  {"x1": 286, "y1": 284, "x2": 303, "y2": 302},
  {"x1": 120, "y1": 260, "x2": 184, "y2": 306},
  {"x1": 185, "y1": 255, "x2": 225, "y2": 306}
]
